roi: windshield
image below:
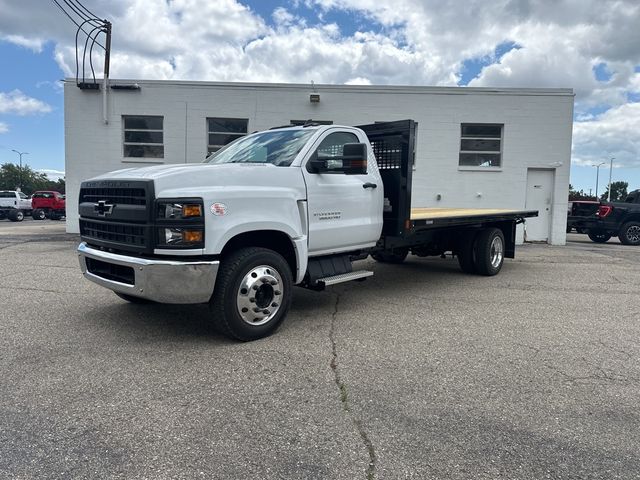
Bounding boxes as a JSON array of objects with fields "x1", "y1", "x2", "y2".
[{"x1": 204, "y1": 129, "x2": 316, "y2": 167}]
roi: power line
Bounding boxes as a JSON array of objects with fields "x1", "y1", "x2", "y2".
[
  {"x1": 68, "y1": 0, "x2": 102, "y2": 23},
  {"x1": 62, "y1": 0, "x2": 101, "y2": 27},
  {"x1": 82, "y1": 24, "x2": 105, "y2": 83},
  {"x1": 52, "y1": 0, "x2": 105, "y2": 50}
]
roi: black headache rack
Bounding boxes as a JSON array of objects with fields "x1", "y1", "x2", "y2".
[
  {"x1": 78, "y1": 179, "x2": 156, "y2": 254},
  {"x1": 356, "y1": 120, "x2": 416, "y2": 237}
]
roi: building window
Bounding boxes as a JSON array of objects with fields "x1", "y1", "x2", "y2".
[
  {"x1": 123, "y1": 115, "x2": 164, "y2": 158},
  {"x1": 207, "y1": 118, "x2": 248, "y2": 154},
  {"x1": 290, "y1": 119, "x2": 333, "y2": 126},
  {"x1": 459, "y1": 124, "x2": 503, "y2": 167}
]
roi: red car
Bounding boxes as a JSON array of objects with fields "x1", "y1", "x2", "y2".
[{"x1": 31, "y1": 191, "x2": 66, "y2": 220}]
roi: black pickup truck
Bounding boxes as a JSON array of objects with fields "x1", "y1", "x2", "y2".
[{"x1": 585, "y1": 189, "x2": 640, "y2": 245}]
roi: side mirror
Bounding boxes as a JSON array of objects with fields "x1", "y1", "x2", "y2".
[
  {"x1": 309, "y1": 143, "x2": 368, "y2": 175},
  {"x1": 341, "y1": 143, "x2": 367, "y2": 175}
]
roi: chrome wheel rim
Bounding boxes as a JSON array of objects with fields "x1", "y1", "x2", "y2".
[
  {"x1": 236, "y1": 265, "x2": 284, "y2": 326},
  {"x1": 490, "y1": 236, "x2": 504, "y2": 269},
  {"x1": 627, "y1": 225, "x2": 640, "y2": 243}
]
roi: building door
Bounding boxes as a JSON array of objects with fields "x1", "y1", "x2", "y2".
[{"x1": 525, "y1": 169, "x2": 555, "y2": 242}]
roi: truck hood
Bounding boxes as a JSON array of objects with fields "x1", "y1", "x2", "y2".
[{"x1": 87, "y1": 162, "x2": 306, "y2": 198}]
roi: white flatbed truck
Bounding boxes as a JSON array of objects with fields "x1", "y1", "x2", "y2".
[{"x1": 77, "y1": 120, "x2": 537, "y2": 340}]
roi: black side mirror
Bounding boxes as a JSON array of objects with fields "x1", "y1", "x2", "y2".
[
  {"x1": 308, "y1": 143, "x2": 368, "y2": 175},
  {"x1": 341, "y1": 143, "x2": 367, "y2": 175}
]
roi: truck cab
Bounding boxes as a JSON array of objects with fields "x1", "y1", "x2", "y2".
[
  {"x1": 0, "y1": 190, "x2": 32, "y2": 221},
  {"x1": 31, "y1": 190, "x2": 66, "y2": 220}
]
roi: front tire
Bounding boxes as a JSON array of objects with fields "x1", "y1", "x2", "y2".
[
  {"x1": 588, "y1": 230, "x2": 611, "y2": 243},
  {"x1": 618, "y1": 221, "x2": 640, "y2": 246},
  {"x1": 8, "y1": 210, "x2": 24, "y2": 222},
  {"x1": 474, "y1": 228, "x2": 505, "y2": 276},
  {"x1": 210, "y1": 247, "x2": 293, "y2": 341},
  {"x1": 32, "y1": 209, "x2": 46, "y2": 220}
]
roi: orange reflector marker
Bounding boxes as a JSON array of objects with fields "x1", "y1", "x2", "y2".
[
  {"x1": 182, "y1": 204, "x2": 202, "y2": 217},
  {"x1": 182, "y1": 230, "x2": 203, "y2": 243}
]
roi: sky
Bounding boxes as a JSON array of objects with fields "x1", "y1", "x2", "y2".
[{"x1": 0, "y1": 0, "x2": 639, "y2": 194}]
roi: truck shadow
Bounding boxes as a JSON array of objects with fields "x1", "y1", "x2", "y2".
[{"x1": 86, "y1": 255, "x2": 497, "y2": 343}]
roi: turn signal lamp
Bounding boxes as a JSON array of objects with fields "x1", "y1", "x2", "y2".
[
  {"x1": 182, "y1": 204, "x2": 202, "y2": 217},
  {"x1": 182, "y1": 230, "x2": 203, "y2": 243}
]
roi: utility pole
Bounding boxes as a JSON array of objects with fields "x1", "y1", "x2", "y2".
[
  {"x1": 593, "y1": 162, "x2": 605, "y2": 199},
  {"x1": 607, "y1": 157, "x2": 615, "y2": 202},
  {"x1": 11, "y1": 149, "x2": 29, "y2": 191},
  {"x1": 102, "y1": 20, "x2": 112, "y2": 124}
]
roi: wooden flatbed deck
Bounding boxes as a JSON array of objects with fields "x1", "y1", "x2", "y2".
[{"x1": 410, "y1": 208, "x2": 527, "y2": 220}]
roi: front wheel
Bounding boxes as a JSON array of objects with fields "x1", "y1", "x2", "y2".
[
  {"x1": 210, "y1": 247, "x2": 293, "y2": 341},
  {"x1": 32, "y1": 209, "x2": 46, "y2": 220},
  {"x1": 588, "y1": 230, "x2": 611, "y2": 243},
  {"x1": 618, "y1": 221, "x2": 640, "y2": 246},
  {"x1": 474, "y1": 228, "x2": 505, "y2": 276},
  {"x1": 8, "y1": 210, "x2": 24, "y2": 222}
]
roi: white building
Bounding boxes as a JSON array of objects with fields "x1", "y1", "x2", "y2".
[{"x1": 64, "y1": 80, "x2": 574, "y2": 244}]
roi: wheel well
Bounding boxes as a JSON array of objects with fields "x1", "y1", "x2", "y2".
[
  {"x1": 622, "y1": 215, "x2": 640, "y2": 225},
  {"x1": 221, "y1": 230, "x2": 297, "y2": 276}
]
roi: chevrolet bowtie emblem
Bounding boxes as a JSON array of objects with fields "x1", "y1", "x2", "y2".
[{"x1": 94, "y1": 200, "x2": 114, "y2": 216}]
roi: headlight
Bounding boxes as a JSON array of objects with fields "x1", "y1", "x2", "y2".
[
  {"x1": 155, "y1": 198, "x2": 205, "y2": 249},
  {"x1": 157, "y1": 202, "x2": 203, "y2": 219},
  {"x1": 158, "y1": 227, "x2": 204, "y2": 247}
]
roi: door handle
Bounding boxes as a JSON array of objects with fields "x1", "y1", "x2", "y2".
[{"x1": 363, "y1": 182, "x2": 377, "y2": 189}]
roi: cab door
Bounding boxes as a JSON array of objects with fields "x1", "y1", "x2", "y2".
[{"x1": 302, "y1": 129, "x2": 383, "y2": 255}]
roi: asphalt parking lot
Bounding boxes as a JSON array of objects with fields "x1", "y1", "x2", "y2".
[{"x1": 1, "y1": 221, "x2": 639, "y2": 479}]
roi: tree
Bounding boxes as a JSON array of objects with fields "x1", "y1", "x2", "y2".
[
  {"x1": 600, "y1": 181, "x2": 628, "y2": 202},
  {"x1": 568, "y1": 184, "x2": 596, "y2": 201},
  {"x1": 0, "y1": 163, "x2": 65, "y2": 195}
]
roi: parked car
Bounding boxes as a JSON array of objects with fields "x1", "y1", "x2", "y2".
[
  {"x1": 0, "y1": 190, "x2": 32, "y2": 221},
  {"x1": 566, "y1": 200, "x2": 599, "y2": 233},
  {"x1": 31, "y1": 191, "x2": 66, "y2": 220},
  {"x1": 584, "y1": 189, "x2": 640, "y2": 244}
]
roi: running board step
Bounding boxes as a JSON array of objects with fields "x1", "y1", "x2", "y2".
[{"x1": 318, "y1": 270, "x2": 373, "y2": 287}]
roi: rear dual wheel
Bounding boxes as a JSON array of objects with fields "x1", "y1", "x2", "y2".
[{"x1": 457, "y1": 228, "x2": 505, "y2": 276}]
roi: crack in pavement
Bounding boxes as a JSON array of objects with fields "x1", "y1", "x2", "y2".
[{"x1": 329, "y1": 291, "x2": 377, "y2": 480}]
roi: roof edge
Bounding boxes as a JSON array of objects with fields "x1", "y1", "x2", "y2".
[{"x1": 62, "y1": 78, "x2": 574, "y2": 96}]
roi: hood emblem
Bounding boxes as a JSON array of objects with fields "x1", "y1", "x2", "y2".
[{"x1": 94, "y1": 200, "x2": 114, "y2": 216}]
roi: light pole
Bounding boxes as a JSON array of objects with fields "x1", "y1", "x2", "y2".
[
  {"x1": 607, "y1": 157, "x2": 615, "y2": 202},
  {"x1": 593, "y1": 162, "x2": 605, "y2": 199},
  {"x1": 11, "y1": 149, "x2": 29, "y2": 191}
]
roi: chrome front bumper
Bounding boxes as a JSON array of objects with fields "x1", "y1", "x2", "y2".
[{"x1": 78, "y1": 242, "x2": 219, "y2": 304}]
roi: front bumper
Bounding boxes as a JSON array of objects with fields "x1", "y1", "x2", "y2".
[{"x1": 78, "y1": 242, "x2": 219, "y2": 304}]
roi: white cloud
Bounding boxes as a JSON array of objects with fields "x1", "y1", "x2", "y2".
[
  {"x1": 0, "y1": 121, "x2": 8, "y2": 133},
  {"x1": 572, "y1": 103, "x2": 640, "y2": 168},
  {"x1": 1, "y1": 0, "x2": 640, "y2": 169},
  {"x1": 38, "y1": 169, "x2": 65, "y2": 181},
  {"x1": 0, "y1": 90, "x2": 52, "y2": 115},
  {"x1": 0, "y1": 34, "x2": 44, "y2": 52}
]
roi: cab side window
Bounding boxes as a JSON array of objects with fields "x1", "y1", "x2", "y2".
[{"x1": 312, "y1": 132, "x2": 359, "y2": 173}]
